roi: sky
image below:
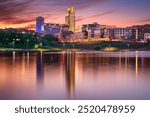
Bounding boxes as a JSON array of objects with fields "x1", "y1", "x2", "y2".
[{"x1": 0, "y1": 0, "x2": 150, "y2": 30}]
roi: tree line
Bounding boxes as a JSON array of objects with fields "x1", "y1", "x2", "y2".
[{"x1": 0, "y1": 30, "x2": 58, "y2": 49}]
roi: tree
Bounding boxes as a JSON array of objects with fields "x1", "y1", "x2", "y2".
[
  {"x1": 94, "y1": 45, "x2": 101, "y2": 50},
  {"x1": 22, "y1": 33, "x2": 37, "y2": 48},
  {"x1": 43, "y1": 34, "x2": 58, "y2": 42},
  {"x1": 42, "y1": 34, "x2": 58, "y2": 47}
]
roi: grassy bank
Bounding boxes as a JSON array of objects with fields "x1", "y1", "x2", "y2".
[
  {"x1": 0, "y1": 41, "x2": 150, "y2": 51},
  {"x1": 0, "y1": 47, "x2": 62, "y2": 52},
  {"x1": 55, "y1": 41, "x2": 150, "y2": 51}
]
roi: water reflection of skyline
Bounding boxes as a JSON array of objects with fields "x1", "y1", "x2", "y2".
[
  {"x1": 0, "y1": 51, "x2": 150, "y2": 99},
  {"x1": 65, "y1": 52, "x2": 75, "y2": 99},
  {"x1": 35, "y1": 51, "x2": 75, "y2": 99}
]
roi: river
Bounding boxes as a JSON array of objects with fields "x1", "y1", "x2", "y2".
[{"x1": 0, "y1": 51, "x2": 150, "y2": 100}]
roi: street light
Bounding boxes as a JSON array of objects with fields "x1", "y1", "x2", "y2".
[
  {"x1": 16, "y1": 38, "x2": 20, "y2": 41},
  {"x1": 73, "y1": 44, "x2": 74, "y2": 48},
  {"x1": 109, "y1": 44, "x2": 111, "y2": 51},
  {"x1": 127, "y1": 43, "x2": 130, "y2": 48},
  {"x1": 63, "y1": 43, "x2": 65, "y2": 47},
  {"x1": 39, "y1": 43, "x2": 42, "y2": 47},
  {"x1": 27, "y1": 39, "x2": 29, "y2": 48},
  {"x1": 12, "y1": 41, "x2": 15, "y2": 48},
  {"x1": 12, "y1": 39, "x2": 15, "y2": 48}
]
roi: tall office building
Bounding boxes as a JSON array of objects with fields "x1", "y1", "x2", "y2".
[
  {"x1": 65, "y1": 6, "x2": 75, "y2": 32},
  {"x1": 36, "y1": 16, "x2": 44, "y2": 33}
]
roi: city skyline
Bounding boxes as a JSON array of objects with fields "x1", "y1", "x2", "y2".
[{"x1": 0, "y1": 0, "x2": 150, "y2": 30}]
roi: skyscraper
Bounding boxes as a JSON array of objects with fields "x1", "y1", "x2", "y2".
[
  {"x1": 65, "y1": 6, "x2": 75, "y2": 32},
  {"x1": 36, "y1": 16, "x2": 44, "y2": 33}
]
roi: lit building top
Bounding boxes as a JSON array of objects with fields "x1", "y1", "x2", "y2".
[{"x1": 65, "y1": 6, "x2": 75, "y2": 32}]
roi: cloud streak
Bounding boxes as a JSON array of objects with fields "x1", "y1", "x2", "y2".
[
  {"x1": 88, "y1": 10, "x2": 115, "y2": 18},
  {"x1": 0, "y1": 0, "x2": 36, "y2": 28},
  {"x1": 138, "y1": 18, "x2": 150, "y2": 23},
  {"x1": 76, "y1": 10, "x2": 115, "y2": 22}
]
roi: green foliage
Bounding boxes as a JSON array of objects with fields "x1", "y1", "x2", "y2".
[
  {"x1": 42, "y1": 34, "x2": 58, "y2": 47},
  {"x1": 43, "y1": 35, "x2": 58, "y2": 42},
  {"x1": 34, "y1": 44, "x2": 39, "y2": 49},
  {"x1": 0, "y1": 30, "x2": 60, "y2": 49},
  {"x1": 94, "y1": 45, "x2": 101, "y2": 50},
  {"x1": 0, "y1": 30, "x2": 38, "y2": 48}
]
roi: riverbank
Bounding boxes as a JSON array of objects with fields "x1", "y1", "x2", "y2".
[
  {"x1": 55, "y1": 41, "x2": 150, "y2": 51},
  {"x1": 0, "y1": 47, "x2": 62, "y2": 52},
  {"x1": 0, "y1": 41, "x2": 150, "y2": 52}
]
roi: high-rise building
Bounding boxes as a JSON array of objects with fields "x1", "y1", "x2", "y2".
[
  {"x1": 65, "y1": 6, "x2": 75, "y2": 32},
  {"x1": 36, "y1": 16, "x2": 44, "y2": 33}
]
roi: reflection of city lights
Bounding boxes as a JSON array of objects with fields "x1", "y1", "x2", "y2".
[
  {"x1": 13, "y1": 51, "x2": 16, "y2": 64},
  {"x1": 66, "y1": 52, "x2": 75, "y2": 99},
  {"x1": 135, "y1": 51, "x2": 139, "y2": 79},
  {"x1": 125, "y1": 51, "x2": 128, "y2": 72},
  {"x1": 70, "y1": 82, "x2": 74, "y2": 99},
  {"x1": 27, "y1": 52, "x2": 30, "y2": 68},
  {"x1": 119, "y1": 51, "x2": 122, "y2": 71},
  {"x1": 27, "y1": 52, "x2": 30, "y2": 61},
  {"x1": 40, "y1": 51, "x2": 43, "y2": 64},
  {"x1": 22, "y1": 53, "x2": 26, "y2": 76},
  {"x1": 61, "y1": 52, "x2": 65, "y2": 65}
]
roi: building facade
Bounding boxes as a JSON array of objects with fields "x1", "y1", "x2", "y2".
[
  {"x1": 114, "y1": 28, "x2": 132, "y2": 40},
  {"x1": 44, "y1": 23, "x2": 61, "y2": 38},
  {"x1": 61, "y1": 24, "x2": 73, "y2": 40},
  {"x1": 144, "y1": 33, "x2": 150, "y2": 43},
  {"x1": 99, "y1": 25, "x2": 116, "y2": 38},
  {"x1": 36, "y1": 16, "x2": 44, "y2": 33},
  {"x1": 102, "y1": 28, "x2": 114, "y2": 39},
  {"x1": 65, "y1": 6, "x2": 75, "y2": 32},
  {"x1": 82, "y1": 23, "x2": 100, "y2": 39},
  {"x1": 128, "y1": 24, "x2": 150, "y2": 41}
]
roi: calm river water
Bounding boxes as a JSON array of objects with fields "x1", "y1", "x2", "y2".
[{"x1": 0, "y1": 51, "x2": 150, "y2": 100}]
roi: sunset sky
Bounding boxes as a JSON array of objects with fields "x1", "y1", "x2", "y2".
[{"x1": 0, "y1": 0, "x2": 150, "y2": 30}]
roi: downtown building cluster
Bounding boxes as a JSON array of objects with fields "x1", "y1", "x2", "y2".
[
  {"x1": 36, "y1": 6, "x2": 150, "y2": 43},
  {"x1": 36, "y1": 6, "x2": 76, "y2": 40},
  {"x1": 83, "y1": 24, "x2": 150, "y2": 42}
]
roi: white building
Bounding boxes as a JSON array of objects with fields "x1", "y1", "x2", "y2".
[{"x1": 114, "y1": 28, "x2": 132, "y2": 40}]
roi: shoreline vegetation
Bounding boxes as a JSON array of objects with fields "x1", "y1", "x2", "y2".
[{"x1": 0, "y1": 41, "x2": 150, "y2": 52}]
